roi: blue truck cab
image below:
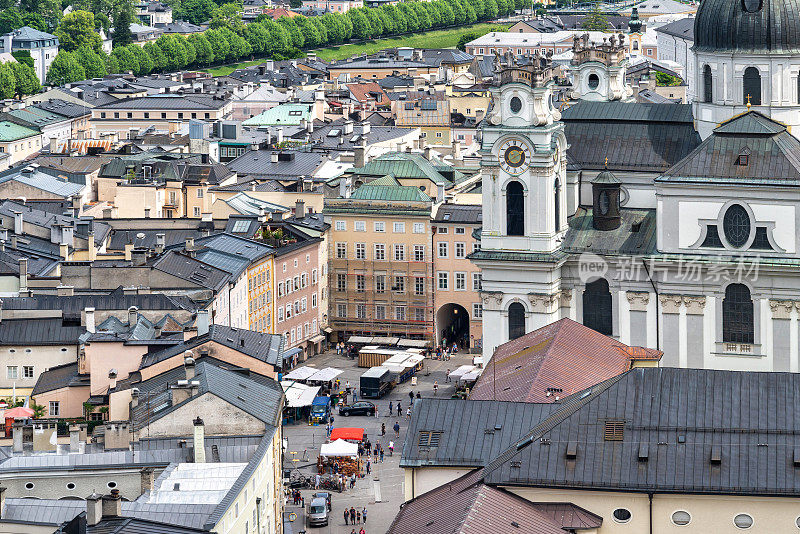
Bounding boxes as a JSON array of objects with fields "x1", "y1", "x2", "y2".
[{"x1": 309, "y1": 396, "x2": 331, "y2": 424}]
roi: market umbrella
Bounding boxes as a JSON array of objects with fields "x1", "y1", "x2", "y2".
[{"x1": 4, "y1": 407, "x2": 33, "y2": 419}]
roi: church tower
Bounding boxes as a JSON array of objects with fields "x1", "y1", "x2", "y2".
[
  {"x1": 471, "y1": 51, "x2": 569, "y2": 358},
  {"x1": 569, "y1": 33, "x2": 633, "y2": 102}
]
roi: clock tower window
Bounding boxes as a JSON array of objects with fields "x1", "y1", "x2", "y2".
[{"x1": 506, "y1": 181, "x2": 525, "y2": 236}]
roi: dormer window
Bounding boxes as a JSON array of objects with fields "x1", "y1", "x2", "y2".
[{"x1": 736, "y1": 154, "x2": 749, "y2": 166}]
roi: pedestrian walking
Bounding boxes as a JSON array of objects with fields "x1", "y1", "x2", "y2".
[
  {"x1": 359, "y1": 528, "x2": 366, "y2": 534},
  {"x1": 375, "y1": 405, "x2": 378, "y2": 418},
  {"x1": 362, "y1": 507, "x2": 368, "y2": 524},
  {"x1": 389, "y1": 402, "x2": 393, "y2": 416},
  {"x1": 381, "y1": 422, "x2": 386, "y2": 436},
  {"x1": 433, "y1": 380, "x2": 438, "y2": 395},
  {"x1": 446, "y1": 369, "x2": 451, "y2": 382},
  {"x1": 406, "y1": 407, "x2": 412, "y2": 419},
  {"x1": 344, "y1": 509, "x2": 349, "y2": 525},
  {"x1": 397, "y1": 401, "x2": 402, "y2": 414},
  {"x1": 393, "y1": 421, "x2": 400, "y2": 437},
  {"x1": 350, "y1": 507, "x2": 356, "y2": 524},
  {"x1": 315, "y1": 473, "x2": 320, "y2": 489},
  {"x1": 416, "y1": 392, "x2": 421, "y2": 400},
  {"x1": 366, "y1": 459, "x2": 371, "y2": 474},
  {"x1": 356, "y1": 510, "x2": 361, "y2": 524},
  {"x1": 353, "y1": 389, "x2": 358, "y2": 402},
  {"x1": 380, "y1": 447, "x2": 384, "y2": 462},
  {"x1": 389, "y1": 440, "x2": 394, "y2": 456},
  {"x1": 408, "y1": 391, "x2": 414, "y2": 403},
  {"x1": 351, "y1": 530, "x2": 356, "y2": 534}
]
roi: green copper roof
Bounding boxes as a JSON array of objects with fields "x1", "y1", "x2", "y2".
[
  {"x1": 0, "y1": 121, "x2": 39, "y2": 142},
  {"x1": 350, "y1": 184, "x2": 432, "y2": 202},
  {"x1": 367, "y1": 173, "x2": 401, "y2": 186},
  {"x1": 714, "y1": 111, "x2": 786, "y2": 135},
  {"x1": 242, "y1": 103, "x2": 314, "y2": 126},
  {"x1": 350, "y1": 152, "x2": 458, "y2": 186}
]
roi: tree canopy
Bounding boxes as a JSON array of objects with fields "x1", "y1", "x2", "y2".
[{"x1": 56, "y1": 10, "x2": 103, "y2": 53}]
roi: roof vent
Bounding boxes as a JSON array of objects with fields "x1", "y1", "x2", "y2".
[
  {"x1": 710, "y1": 446, "x2": 722, "y2": 465},
  {"x1": 604, "y1": 420, "x2": 625, "y2": 441},
  {"x1": 638, "y1": 443, "x2": 649, "y2": 462},
  {"x1": 565, "y1": 441, "x2": 577, "y2": 459}
]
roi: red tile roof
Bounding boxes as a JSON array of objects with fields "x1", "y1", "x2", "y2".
[
  {"x1": 470, "y1": 318, "x2": 662, "y2": 403},
  {"x1": 262, "y1": 7, "x2": 298, "y2": 19},
  {"x1": 346, "y1": 81, "x2": 390, "y2": 107},
  {"x1": 386, "y1": 477, "x2": 573, "y2": 534}
]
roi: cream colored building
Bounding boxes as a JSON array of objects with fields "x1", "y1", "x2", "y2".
[{"x1": 324, "y1": 182, "x2": 434, "y2": 342}]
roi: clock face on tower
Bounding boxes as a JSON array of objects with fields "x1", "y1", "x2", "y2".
[{"x1": 499, "y1": 138, "x2": 531, "y2": 175}]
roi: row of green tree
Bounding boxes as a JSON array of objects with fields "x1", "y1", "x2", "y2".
[{"x1": 46, "y1": 0, "x2": 517, "y2": 85}]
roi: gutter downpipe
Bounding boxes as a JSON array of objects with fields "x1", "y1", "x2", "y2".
[{"x1": 649, "y1": 492, "x2": 654, "y2": 534}]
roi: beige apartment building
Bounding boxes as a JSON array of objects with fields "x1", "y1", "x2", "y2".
[
  {"x1": 91, "y1": 94, "x2": 232, "y2": 139},
  {"x1": 324, "y1": 182, "x2": 434, "y2": 343},
  {"x1": 432, "y1": 203, "x2": 482, "y2": 351}
]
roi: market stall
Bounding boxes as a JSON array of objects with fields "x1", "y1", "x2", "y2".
[
  {"x1": 320, "y1": 439, "x2": 358, "y2": 458},
  {"x1": 281, "y1": 380, "x2": 320, "y2": 424},
  {"x1": 283, "y1": 366, "x2": 318, "y2": 381},
  {"x1": 330, "y1": 427, "x2": 364, "y2": 443}
]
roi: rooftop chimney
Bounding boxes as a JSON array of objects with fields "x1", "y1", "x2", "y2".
[
  {"x1": 85, "y1": 307, "x2": 96, "y2": 333},
  {"x1": 193, "y1": 417, "x2": 206, "y2": 463},
  {"x1": 128, "y1": 306, "x2": 139, "y2": 327},
  {"x1": 18, "y1": 258, "x2": 27, "y2": 294},
  {"x1": 155, "y1": 233, "x2": 165, "y2": 254},
  {"x1": 184, "y1": 352, "x2": 196, "y2": 380},
  {"x1": 271, "y1": 152, "x2": 279, "y2": 163},
  {"x1": 360, "y1": 122, "x2": 371, "y2": 135},
  {"x1": 86, "y1": 493, "x2": 103, "y2": 526},
  {"x1": 101, "y1": 489, "x2": 122, "y2": 518},
  {"x1": 295, "y1": 200, "x2": 305, "y2": 219},
  {"x1": 196, "y1": 309, "x2": 210, "y2": 337},
  {"x1": 12, "y1": 211, "x2": 22, "y2": 235}
]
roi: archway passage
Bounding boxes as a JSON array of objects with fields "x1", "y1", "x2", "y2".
[{"x1": 436, "y1": 303, "x2": 470, "y2": 349}]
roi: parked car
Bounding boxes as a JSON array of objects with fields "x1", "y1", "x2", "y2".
[
  {"x1": 307, "y1": 497, "x2": 329, "y2": 527},
  {"x1": 338, "y1": 400, "x2": 376, "y2": 417},
  {"x1": 313, "y1": 491, "x2": 332, "y2": 511}
]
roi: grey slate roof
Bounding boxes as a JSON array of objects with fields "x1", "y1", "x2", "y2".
[
  {"x1": 561, "y1": 208, "x2": 657, "y2": 256},
  {"x1": 658, "y1": 111, "x2": 800, "y2": 185},
  {"x1": 0, "y1": 291, "x2": 194, "y2": 320},
  {"x1": 481, "y1": 367, "x2": 800, "y2": 496},
  {"x1": 561, "y1": 101, "x2": 701, "y2": 172},
  {"x1": 401, "y1": 399, "x2": 558, "y2": 468},
  {"x1": 132, "y1": 361, "x2": 283, "y2": 428},
  {"x1": 433, "y1": 203, "x2": 482, "y2": 223},
  {"x1": 298, "y1": 120, "x2": 414, "y2": 152},
  {"x1": 655, "y1": 16, "x2": 695, "y2": 40},
  {"x1": 225, "y1": 150, "x2": 328, "y2": 180},
  {"x1": 56, "y1": 513, "x2": 209, "y2": 534},
  {"x1": 139, "y1": 324, "x2": 284, "y2": 369},
  {"x1": 151, "y1": 251, "x2": 232, "y2": 291},
  {"x1": 31, "y1": 362, "x2": 87, "y2": 395},
  {"x1": 0, "y1": 318, "x2": 84, "y2": 346},
  {"x1": 0, "y1": 200, "x2": 112, "y2": 243},
  {"x1": 96, "y1": 94, "x2": 229, "y2": 110}
]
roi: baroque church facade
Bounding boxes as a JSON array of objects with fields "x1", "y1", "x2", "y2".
[{"x1": 472, "y1": 2, "x2": 800, "y2": 374}]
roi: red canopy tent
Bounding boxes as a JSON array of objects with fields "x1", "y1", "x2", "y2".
[
  {"x1": 330, "y1": 427, "x2": 364, "y2": 442},
  {"x1": 4, "y1": 407, "x2": 33, "y2": 419}
]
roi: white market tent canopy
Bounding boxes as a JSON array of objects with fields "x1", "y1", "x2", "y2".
[
  {"x1": 281, "y1": 380, "x2": 320, "y2": 408},
  {"x1": 283, "y1": 366, "x2": 318, "y2": 381},
  {"x1": 307, "y1": 367, "x2": 343, "y2": 382},
  {"x1": 449, "y1": 365, "x2": 476, "y2": 378},
  {"x1": 320, "y1": 439, "x2": 358, "y2": 458},
  {"x1": 462, "y1": 369, "x2": 484, "y2": 382}
]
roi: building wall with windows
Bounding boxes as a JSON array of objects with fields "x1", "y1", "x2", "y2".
[
  {"x1": 432, "y1": 205, "x2": 483, "y2": 350},
  {"x1": 247, "y1": 256, "x2": 275, "y2": 334},
  {"x1": 325, "y1": 200, "x2": 434, "y2": 342},
  {"x1": 0, "y1": 345, "x2": 78, "y2": 397},
  {"x1": 273, "y1": 241, "x2": 322, "y2": 361}
]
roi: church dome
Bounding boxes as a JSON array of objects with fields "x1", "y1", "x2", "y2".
[{"x1": 694, "y1": 0, "x2": 800, "y2": 53}]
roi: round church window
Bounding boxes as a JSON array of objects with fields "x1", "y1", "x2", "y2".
[
  {"x1": 588, "y1": 74, "x2": 600, "y2": 90},
  {"x1": 723, "y1": 204, "x2": 751, "y2": 248},
  {"x1": 510, "y1": 96, "x2": 522, "y2": 113}
]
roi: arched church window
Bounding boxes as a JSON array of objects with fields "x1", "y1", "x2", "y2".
[
  {"x1": 703, "y1": 65, "x2": 713, "y2": 103},
  {"x1": 633, "y1": 41, "x2": 639, "y2": 50},
  {"x1": 583, "y1": 278, "x2": 612, "y2": 335},
  {"x1": 723, "y1": 204, "x2": 751, "y2": 248},
  {"x1": 508, "y1": 302, "x2": 526, "y2": 340},
  {"x1": 723, "y1": 284, "x2": 754, "y2": 344},
  {"x1": 506, "y1": 181, "x2": 524, "y2": 236},
  {"x1": 588, "y1": 74, "x2": 600, "y2": 90},
  {"x1": 742, "y1": 0, "x2": 762, "y2": 12},
  {"x1": 743, "y1": 67, "x2": 761, "y2": 105},
  {"x1": 554, "y1": 177, "x2": 561, "y2": 233}
]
